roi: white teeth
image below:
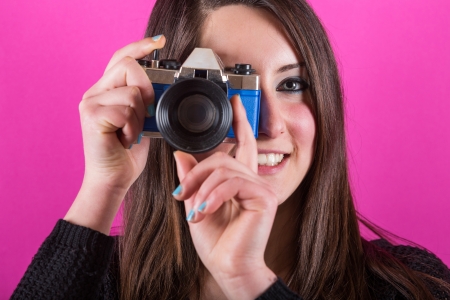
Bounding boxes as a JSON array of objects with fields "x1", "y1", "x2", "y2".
[
  {"x1": 258, "y1": 153, "x2": 284, "y2": 166},
  {"x1": 258, "y1": 154, "x2": 267, "y2": 164}
]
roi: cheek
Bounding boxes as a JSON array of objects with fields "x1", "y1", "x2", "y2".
[
  {"x1": 286, "y1": 102, "x2": 316, "y2": 154},
  {"x1": 270, "y1": 102, "x2": 315, "y2": 204}
]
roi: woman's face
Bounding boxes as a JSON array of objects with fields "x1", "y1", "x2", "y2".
[{"x1": 195, "y1": 5, "x2": 316, "y2": 205}]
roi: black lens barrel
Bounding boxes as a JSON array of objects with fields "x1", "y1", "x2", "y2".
[{"x1": 156, "y1": 78, "x2": 232, "y2": 153}]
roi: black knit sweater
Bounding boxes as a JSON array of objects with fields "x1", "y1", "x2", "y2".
[{"x1": 11, "y1": 220, "x2": 450, "y2": 300}]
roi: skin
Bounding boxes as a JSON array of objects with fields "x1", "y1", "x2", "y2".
[{"x1": 65, "y1": 5, "x2": 315, "y2": 300}]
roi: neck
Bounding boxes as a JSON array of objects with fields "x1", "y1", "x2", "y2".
[{"x1": 264, "y1": 194, "x2": 298, "y2": 283}]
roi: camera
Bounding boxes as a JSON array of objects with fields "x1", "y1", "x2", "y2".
[{"x1": 137, "y1": 47, "x2": 260, "y2": 153}]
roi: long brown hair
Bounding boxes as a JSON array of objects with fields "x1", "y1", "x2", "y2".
[{"x1": 119, "y1": 1, "x2": 449, "y2": 299}]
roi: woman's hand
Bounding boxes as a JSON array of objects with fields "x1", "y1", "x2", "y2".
[
  {"x1": 64, "y1": 36, "x2": 166, "y2": 234},
  {"x1": 174, "y1": 95, "x2": 278, "y2": 299}
]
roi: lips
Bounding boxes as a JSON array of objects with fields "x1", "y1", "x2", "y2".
[{"x1": 256, "y1": 149, "x2": 290, "y2": 175}]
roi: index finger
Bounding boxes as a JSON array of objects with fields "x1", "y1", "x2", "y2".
[
  {"x1": 105, "y1": 35, "x2": 166, "y2": 73},
  {"x1": 231, "y1": 94, "x2": 258, "y2": 173}
]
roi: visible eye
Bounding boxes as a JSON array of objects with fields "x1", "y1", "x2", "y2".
[{"x1": 276, "y1": 77, "x2": 309, "y2": 93}]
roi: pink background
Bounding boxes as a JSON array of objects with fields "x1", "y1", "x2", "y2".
[{"x1": 1, "y1": 0, "x2": 449, "y2": 297}]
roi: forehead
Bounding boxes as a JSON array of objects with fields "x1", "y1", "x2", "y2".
[{"x1": 199, "y1": 5, "x2": 301, "y2": 69}]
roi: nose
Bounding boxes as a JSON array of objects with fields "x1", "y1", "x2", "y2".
[{"x1": 258, "y1": 91, "x2": 286, "y2": 139}]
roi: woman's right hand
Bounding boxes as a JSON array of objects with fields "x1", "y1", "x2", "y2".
[{"x1": 64, "y1": 36, "x2": 166, "y2": 234}]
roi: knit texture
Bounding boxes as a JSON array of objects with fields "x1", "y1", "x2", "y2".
[
  {"x1": 370, "y1": 239, "x2": 450, "y2": 300},
  {"x1": 12, "y1": 220, "x2": 115, "y2": 300},
  {"x1": 12, "y1": 220, "x2": 450, "y2": 299}
]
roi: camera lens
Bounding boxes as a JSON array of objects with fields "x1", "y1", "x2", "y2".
[
  {"x1": 177, "y1": 94, "x2": 216, "y2": 133},
  {"x1": 156, "y1": 78, "x2": 232, "y2": 153}
]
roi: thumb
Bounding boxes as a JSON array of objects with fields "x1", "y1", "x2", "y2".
[{"x1": 173, "y1": 150, "x2": 198, "y2": 181}]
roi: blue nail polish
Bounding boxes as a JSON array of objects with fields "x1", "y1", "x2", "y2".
[
  {"x1": 152, "y1": 34, "x2": 162, "y2": 41},
  {"x1": 198, "y1": 201, "x2": 207, "y2": 212},
  {"x1": 137, "y1": 132, "x2": 143, "y2": 144},
  {"x1": 147, "y1": 104, "x2": 155, "y2": 117},
  {"x1": 186, "y1": 209, "x2": 195, "y2": 222},
  {"x1": 172, "y1": 185, "x2": 182, "y2": 196}
]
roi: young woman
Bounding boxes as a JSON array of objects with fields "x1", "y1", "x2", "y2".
[{"x1": 13, "y1": 0, "x2": 450, "y2": 299}]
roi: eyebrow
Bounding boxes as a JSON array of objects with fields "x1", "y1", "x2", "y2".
[{"x1": 276, "y1": 62, "x2": 306, "y2": 73}]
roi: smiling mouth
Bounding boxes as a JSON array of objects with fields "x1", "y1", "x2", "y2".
[{"x1": 257, "y1": 153, "x2": 287, "y2": 166}]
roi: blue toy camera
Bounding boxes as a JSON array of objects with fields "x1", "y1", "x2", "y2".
[{"x1": 137, "y1": 48, "x2": 260, "y2": 153}]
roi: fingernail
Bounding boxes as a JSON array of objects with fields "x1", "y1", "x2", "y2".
[
  {"x1": 198, "y1": 201, "x2": 207, "y2": 212},
  {"x1": 147, "y1": 104, "x2": 155, "y2": 117},
  {"x1": 172, "y1": 184, "x2": 182, "y2": 196},
  {"x1": 152, "y1": 34, "x2": 163, "y2": 41},
  {"x1": 137, "y1": 132, "x2": 143, "y2": 144},
  {"x1": 237, "y1": 94, "x2": 242, "y2": 102},
  {"x1": 128, "y1": 144, "x2": 133, "y2": 149},
  {"x1": 186, "y1": 209, "x2": 195, "y2": 222}
]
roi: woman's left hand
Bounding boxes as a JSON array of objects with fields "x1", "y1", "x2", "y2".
[{"x1": 173, "y1": 95, "x2": 278, "y2": 299}]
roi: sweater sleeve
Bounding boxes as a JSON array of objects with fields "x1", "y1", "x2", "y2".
[
  {"x1": 393, "y1": 245, "x2": 450, "y2": 299},
  {"x1": 11, "y1": 219, "x2": 116, "y2": 300},
  {"x1": 373, "y1": 239, "x2": 450, "y2": 299},
  {"x1": 373, "y1": 239, "x2": 450, "y2": 282},
  {"x1": 256, "y1": 278, "x2": 303, "y2": 300}
]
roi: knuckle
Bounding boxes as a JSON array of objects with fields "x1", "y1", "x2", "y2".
[
  {"x1": 196, "y1": 190, "x2": 206, "y2": 202},
  {"x1": 121, "y1": 55, "x2": 135, "y2": 66},
  {"x1": 209, "y1": 189, "x2": 221, "y2": 202},
  {"x1": 80, "y1": 106, "x2": 97, "y2": 129},
  {"x1": 78, "y1": 101, "x2": 95, "y2": 122},
  {"x1": 112, "y1": 55, "x2": 135, "y2": 71},
  {"x1": 81, "y1": 90, "x2": 90, "y2": 100},
  {"x1": 128, "y1": 86, "x2": 141, "y2": 99},
  {"x1": 215, "y1": 166, "x2": 228, "y2": 177},
  {"x1": 185, "y1": 166, "x2": 198, "y2": 182},
  {"x1": 78, "y1": 99, "x2": 87, "y2": 113},
  {"x1": 111, "y1": 49, "x2": 124, "y2": 61},
  {"x1": 123, "y1": 106, "x2": 134, "y2": 119},
  {"x1": 232, "y1": 176, "x2": 245, "y2": 187},
  {"x1": 266, "y1": 190, "x2": 278, "y2": 209}
]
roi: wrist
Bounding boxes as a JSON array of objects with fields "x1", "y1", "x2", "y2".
[
  {"x1": 64, "y1": 177, "x2": 129, "y2": 235},
  {"x1": 217, "y1": 266, "x2": 277, "y2": 300},
  {"x1": 83, "y1": 166, "x2": 134, "y2": 194}
]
